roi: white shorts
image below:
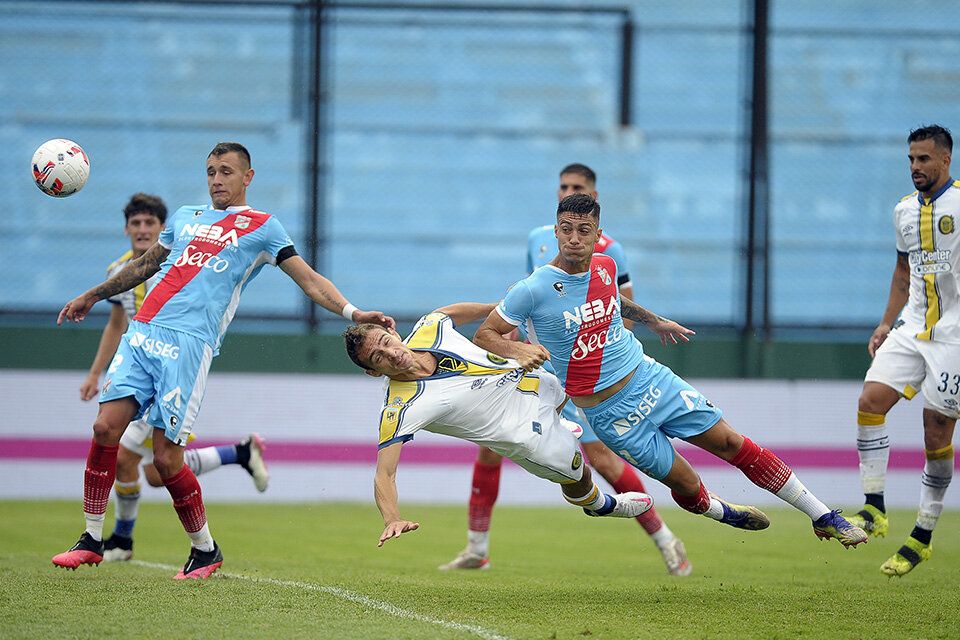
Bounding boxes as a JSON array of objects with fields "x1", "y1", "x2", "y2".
[
  {"x1": 119, "y1": 418, "x2": 156, "y2": 463},
  {"x1": 865, "y1": 326, "x2": 960, "y2": 419},
  {"x1": 505, "y1": 393, "x2": 585, "y2": 485},
  {"x1": 118, "y1": 413, "x2": 197, "y2": 464}
]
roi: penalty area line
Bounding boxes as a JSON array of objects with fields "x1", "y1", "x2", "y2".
[{"x1": 132, "y1": 560, "x2": 514, "y2": 640}]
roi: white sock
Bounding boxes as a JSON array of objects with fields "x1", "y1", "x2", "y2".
[
  {"x1": 113, "y1": 479, "x2": 142, "y2": 522},
  {"x1": 775, "y1": 474, "x2": 829, "y2": 520},
  {"x1": 184, "y1": 447, "x2": 223, "y2": 476},
  {"x1": 563, "y1": 483, "x2": 608, "y2": 512},
  {"x1": 918, "y1": 445, "x2": 953, "y2": 530},
  {"x1": 650, "y1": 523, "x2": 674, "y2": 548},
  {"x1": 467, "y1": 530, "x2": 490, "y2": 557},
  {"x1": 188, "y1": 523, "x2": 215, "y2": 552},
  {"x1": 84, "y1": 513, "x2": 105, "y2": 541},
  {"x1": 857, "y1": 412, "x2": 889, "y2": 494},
  {"x1": 704, "y1": 497, "x2": 725, "y2": 521}
]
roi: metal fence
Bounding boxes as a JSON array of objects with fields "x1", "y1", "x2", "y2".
[{"x1": 2, "y1": 0, "x2": 958, "y2": 338}]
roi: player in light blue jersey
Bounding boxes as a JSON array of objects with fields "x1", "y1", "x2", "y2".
[
  {"x1": 445, "y1": 164, "x2": 691, "y2": 576},
  {"x1": 474, "y1": 193, "x2": 868, "y2": 549},
  {"x1": 54, "y1": 142, "x2": 394, "y2": 579},
  {"x1": 78, "y1": 193, "x2": 271, "y2": 563}
]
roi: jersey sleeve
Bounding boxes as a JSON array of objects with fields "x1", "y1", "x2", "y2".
[
  {"x1": 262, "y1": 216, "x2": 296, "y2": 265},
  {"x1": 496, "y1": 279, "x2": 533, "y2": 327},
  {"x1": 158, "y1": 210, "x2": 178, "y2": 249},
  {"x1": 377, "y1": 380, "x2": 426, "y2": 449},
  {"x1": 894, "y1": 203, "x2": 909, "y2": 255},
  {"x1": 603, "y1": 240, "x2": 632, "y2": 288}
]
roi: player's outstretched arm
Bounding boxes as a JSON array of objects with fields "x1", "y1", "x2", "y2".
[
  {"x1": 374, "y1": 442, "x2": 419, "y2": 547},
  {"x1": 80, "y1": 303, "x2": 128, "y2": 401},
  {"x1": 474, "y1": 309, "x2": 549, "y2": 371},
  {"x1": 58, "y1": 243, "x2": 170, "y2": 325},
  {"x1": 279, "y1": 255, "x2": 395, "y2": 329},
  {"x1": 432, "y1": 302, "x2": 498, "y2": 327},
  {"x1": 621, "y1": 298, "x2": 695, "y2": 346},
  {"x1": 869, "y1": 253, "x2": 910, "y2": 357}
]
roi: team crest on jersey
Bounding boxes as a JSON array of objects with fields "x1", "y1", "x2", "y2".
[
  {"x1": 193, "y1": 209, "x2": 204, "y2": 217},
  {"x1": 939, "y1": 215, "x2": 955, "y2": 234},
  {"x1": 487, "y1": 353, "x2": 508, "y2": 364},
  {"x1": 170, "y1": 415, "x2": 178, "y2": 427},
  {"x1": 553, "y1": 282, "x2": 564, "y2": 293},
  {"x1": 571, "y1": 451, "x2": 583, "y2": 471},
  {"x1": 595, "y1": 264, "x2": 612, "y2": 286},
  {"x1": 235, "y1": 215, "x2": 251, "y2": 229}
]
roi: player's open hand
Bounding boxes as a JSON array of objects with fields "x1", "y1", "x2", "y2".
[
  {"x1": 58, "y1": 294, "x2": 96, "y2": 325},
  {"x1": 868, "y1": 323, "x2": 891, "y2": 358},
  {"x1": 648, "y1": 317, "x2": 695, "y2": 346},
  {"x1": 516, "y1": 343, "x2": 550, "y2": 371},
  {"x1": 79, "y1": 373, "x2": 100, "y2": 402},
  {"x1": 378, "y1": 519, "x2": 420, "y2": 547},
  {"x1": 356, "y1": 310, "x2": 396, "y2": 330}
]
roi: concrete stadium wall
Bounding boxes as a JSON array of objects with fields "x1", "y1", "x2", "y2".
[{"x1": 2, "y1": 369, "x2": 954, "y2": 511}]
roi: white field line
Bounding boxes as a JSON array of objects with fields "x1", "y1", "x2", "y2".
[{"x1": 132, "y1": 560, "x2": 514, "y2": 640}]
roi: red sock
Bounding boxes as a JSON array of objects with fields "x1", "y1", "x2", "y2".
[
  {"x1": 611, "y1": 464, "x2": 663, "y2": 534},
  {"x1": 468, "y1": 460, "x2": 501, "y2": 532},
  {"x1": 83, "y1": 439, "x2": 119, "y2": 516},
  {"x1": 162, "y1": 466, "x2": 207, "y2": 534},
  {"x1": 730, "y1": 437, "x2": 792, "y2": 493},
  {"x1": 671, "y1": 480, "x2": 711, "y2": 514}
]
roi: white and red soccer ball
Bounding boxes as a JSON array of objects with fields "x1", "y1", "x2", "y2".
[{"x1": 32, "y1": 138, "x2": 90, "y2": 197}]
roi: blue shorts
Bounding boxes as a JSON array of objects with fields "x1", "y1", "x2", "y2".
[
  {"x1": 100, "y1": 320, "x2": 214, "y2": 446},
  {"x1": 579, "y1": 356, "x2": 722, "y2": 480}
]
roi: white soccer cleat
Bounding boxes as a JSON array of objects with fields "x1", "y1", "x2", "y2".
[
  {"x1": 658, "y1": 537, "x2": 692, "y2": 576},
  {"x1": 585, "y1": 491, "x2": 654, "y2": 518},
  {"x1": 239, "y1": 433, "x2": 270, "y2": 492},
  {"x1": 437, "y1": 549, "x2": 490, "y2": 570}
]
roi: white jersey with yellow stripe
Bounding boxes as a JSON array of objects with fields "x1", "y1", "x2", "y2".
[
  {"x1": 894, "y1": 178, "x2": 960, "y2": 343},
  {"x1": 377, "y1": 312, "x2": 566, "y2": 459},
  {"x1": 105, "y1": 250, "x2": 160, "y2": 320}
]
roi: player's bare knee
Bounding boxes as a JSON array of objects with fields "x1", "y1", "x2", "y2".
[
  {"x1": 91, "y1": 417, "x2": 123, "y2": 444},
  {"x1": 583, "y1": 444, "x2": 622, "y2": 480}
]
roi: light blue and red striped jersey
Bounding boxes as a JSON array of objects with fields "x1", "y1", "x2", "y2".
[
  {"x1": 133, "y1": 204, "x2": 294, "y2": 351},
  {"x1": 526, "y1": 224, "x2": 632, "y2": 288},
  {"x1": 496, "y1": 253, "x2": 644, "y2": 397}
]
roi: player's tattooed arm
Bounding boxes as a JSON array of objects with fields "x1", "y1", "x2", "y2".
[
  {"x1": 89, "y1": 243, "x2": 170, "y2": 301},
  {"x1": 620, "y1": 298, "x2": 663, "y2": 326},
  {"x1": 621, "y1": 298, "x2": 695, "y2": 346},
  {"x1": 58, "y1": 243, "x2": 170, "y2": 325}
]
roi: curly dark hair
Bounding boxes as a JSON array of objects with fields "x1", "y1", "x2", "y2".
[{"x1": 123, "y1": 192, "x2": 167, "y2": 223}]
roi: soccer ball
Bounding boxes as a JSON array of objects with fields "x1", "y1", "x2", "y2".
[{"x1": 31, "y1": 139, "x2": 90, "y2": 197}]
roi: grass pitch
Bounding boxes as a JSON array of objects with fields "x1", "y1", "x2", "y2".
[{"x1": 2, "y1": 500, "x2": 958, "y2": 639}]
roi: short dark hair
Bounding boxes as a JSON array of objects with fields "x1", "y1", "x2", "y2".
[
  {"x1": 557, "y1": 193, "x2": 600, "y2": 222},
  {"x1": 123, "y1": 192, "x2": 167, "y2": 223},
  {"x1": 908, "y1": 125, "x2": 953, "y2": 153},
  {"x1": 209, "y1": 141, "x2": 251, "y2": 168},
  {"x1": 343, "y1": 323, "x2": 383, "y2": 370},
  {"x1": 560, "y1": 163, "x2": 597, "y2": 185}
]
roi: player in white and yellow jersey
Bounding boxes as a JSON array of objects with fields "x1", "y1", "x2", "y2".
[
  {"x1": 850, "y1": 124, "x2": 959, "y2": 576},
  {"x1": 79, "y1": 193, "x2": 269, "y2": 563},
  {"x1": 343, "y1": 303, "x2": 654, "y2": 548}
]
